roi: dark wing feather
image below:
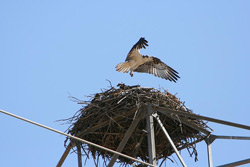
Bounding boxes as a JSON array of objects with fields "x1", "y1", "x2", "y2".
[
  {"x1": 126, "y1": 37, "x2": 148, "y2": 61},
  {"x1": 134, "y1": 57, "x2": 180, "y2": 82}
]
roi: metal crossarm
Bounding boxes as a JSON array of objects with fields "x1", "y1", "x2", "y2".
[
  {"x1": 153, "y1": 106, "x2": 250, "y2": 131},
  {"x1": 217, "y1": 158, "x2": 250, "y2": 167},
  {"x1": 152, "y1": 113, "x2": 187, "y2": 167},
  {"x1": 213, "y1": 135, "x2": 250, "y2": 140}
]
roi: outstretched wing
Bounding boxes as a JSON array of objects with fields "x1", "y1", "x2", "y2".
[
  {"x1": 125, "y1": 37, "x2": 148, "y2": 61},
  {"x1": 134, "y1": 57, "x2": 180, "y2": 82}
]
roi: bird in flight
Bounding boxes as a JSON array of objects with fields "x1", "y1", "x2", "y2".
[{"x1": 115, "y1": 37, "x2": 180, "y2": 82}]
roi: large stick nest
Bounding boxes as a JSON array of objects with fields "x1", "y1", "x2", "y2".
[{"x1": 63, "y1": 83, "x2": 212, "y2": 166}]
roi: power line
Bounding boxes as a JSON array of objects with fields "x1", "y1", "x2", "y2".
[{"x1": 0, "y1": 109, "x2": 155, "y2": 167}]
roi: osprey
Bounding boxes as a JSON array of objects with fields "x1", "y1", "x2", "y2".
[{"x1": 116, "y1": 37, "x2": 180, "y2": 82}]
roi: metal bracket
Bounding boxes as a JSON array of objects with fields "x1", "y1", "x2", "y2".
[
  {"x1": 152, "y1": 113, "x2": 187, "y2": 167},
  {"x1": 205, "y1": 135, "x2": 216, "y2": 167},
  {"x1": 146, "y1": 104, "x2": 157, "y2": 166}
]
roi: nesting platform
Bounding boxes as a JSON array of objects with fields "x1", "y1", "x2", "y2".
[{"x1": 62, "y1": 83, "x2": 212, "y2": 166}]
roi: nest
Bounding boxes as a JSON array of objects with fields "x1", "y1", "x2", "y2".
[{"x1": 63, "y1": 83, "x2": 212, "y2": 166}]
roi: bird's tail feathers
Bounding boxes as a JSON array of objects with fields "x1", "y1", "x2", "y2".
[{"x1": 115, "y1": 62, "x2": 131, "y2": 73}]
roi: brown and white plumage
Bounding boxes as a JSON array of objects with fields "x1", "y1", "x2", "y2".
[{"x1": 116, "y1": 37, "x2": 180, "y2": 82}]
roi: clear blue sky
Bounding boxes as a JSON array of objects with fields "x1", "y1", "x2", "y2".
[{"x1": 1, "y1": 1, "x2": 250, "y2": 167}]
